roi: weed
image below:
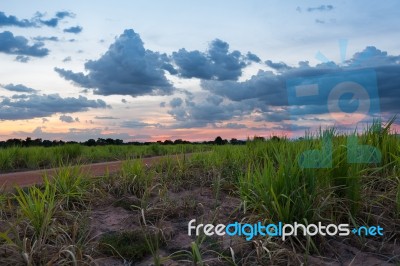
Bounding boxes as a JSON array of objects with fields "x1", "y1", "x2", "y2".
[
  {"x1": 120, "y1": 159, "x2": 152, "y2": 197},
  {"x1": 50, "y1": 165, "x2": 90, "y2": 209},
  {"x1": 14, "y1": 179, "x2": 56, "y2": 240}
]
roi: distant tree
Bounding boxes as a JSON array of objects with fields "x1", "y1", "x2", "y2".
[
  {"x1": 271, "y1": 136, "x2": 280, "y2": 142},
  {"x1": 253, "y1": 136, "x2": 265, "y2": 142},
  {"x1": 97, "y1": 138, "x2": 106, "y2": 145},
  {"x1": 24, "y1": 137, "x2": 32, "y2": 147},
  {"x1": 174, "y1": 139, "x2": 183, "y2": 145},
  {"x1": 32, "y1": 138, "x2": 42, "y2": 146},
  {"x1": 164, "y1": 139, "x2": 173, "y2": 145},
  {"x1": 42, "y1": 140, "x2": 52, "y2": 147},
  {"x1": 105, "y1": 138, "x2": 115, "y2": 145},
  {"x1": 86, "y1": 139, "x2": 96, "y2": 146},
  {"x1": 214, "y1": 136, "x2": 224, "y2": 145},
  {"x1": 6, "y1": 138, "x2": 22, "y2": 147}
]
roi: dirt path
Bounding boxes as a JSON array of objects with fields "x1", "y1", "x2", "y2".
[{"x1": 0, "y1": 153, "x2": 192, "y2": 190}]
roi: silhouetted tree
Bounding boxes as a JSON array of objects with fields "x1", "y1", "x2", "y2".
[
  {"x1": 96, "y1": 138, "x2": 106, "y2": 145},
  {"x1": 271, "y1": 136, "x2": 280, "y2": 142},
  {"x1": 214, "y1": 136, "x2": 226, "y2": 145},
  {"x1": 253, "y1": 136, "x2": 265, "y2": 142},
  {"x1": 174, "y1": 139, "x2": 183, "y2": 144},
  {"x1": 42, "y1": 140, "x2": 52, "y2": 147},
  {"x1": 85, "y1": 139, "x2": 96, "y2": 146}
]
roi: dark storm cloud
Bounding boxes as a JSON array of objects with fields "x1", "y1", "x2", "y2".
[
  {"x1": 172, "y1": 49, "x2": 212, "y2": 80},
  {"x1": 0, "y1": 93, "x2": 107, "y2": 120},
  {"x1": 345, "y1": 46, "x2": 400, "y2": 113},
  {"x1": 55, "y1": 29, "x2": 174, "y2": 97},
  {"x1": 191, "y1": 46, "x2": 400, "y2": 124},
  {"x1": 172, "y1": 39, "x2": 247, "y2": 81},
  {"x1": 63, "y1": 26, "x2": 82, "y2": 34},
  {"x1": 204, "y1": 61, "x2": 346, "y2": 109},
  {"x1": 0, "y1": 31, "x2": 49, "y2": 57},
  {"x1": 161, "y1": 62, "x2": 178, "y2": 75},
  {"x1": 201, "y1": 70, "x2": 288, "y2": 106},
  {"x1": 1, "y1": 83, "x2": 39, "y2": 93},
  {"x1": 373, "y1": 66, "x2": 400, "y2": 113},
  {"x1": 201, "y1": 66, "x2": 337, "y2": 123},
  {"x1": 348, "y1": 46, "x2": 400, "y2": 67},
  {"x1": 307, "y1": 5, "x2": 334, "y2": 12},
  {"x1": 167, "y1": 95, "x2": 256, "y2": 128}
]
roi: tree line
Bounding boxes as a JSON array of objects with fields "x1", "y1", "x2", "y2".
[{"x1": 0, "y1": 136, "x2": 275, "y2": 148}]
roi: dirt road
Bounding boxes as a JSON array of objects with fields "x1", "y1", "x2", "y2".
[{"x1": 0, "y1": 154, "x2": 192, "y2": 190}]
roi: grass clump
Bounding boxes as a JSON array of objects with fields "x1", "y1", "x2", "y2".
[
  {"x1": 50, "y1": 165, "x2": 90, "y2": 209},
  {"x1": 120, "y1": 159, "x2": 152, "y2": 197},
  {"x1": 98, "y1": 229, "x2": 165, "y2": 262},
  {"x1": 14, "y1": 179, "x2": 56, "y2": 239}
]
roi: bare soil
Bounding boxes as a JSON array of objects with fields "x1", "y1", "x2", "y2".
[{"x1": 88, "y1": 186, "x2": 399, "y2": 265}]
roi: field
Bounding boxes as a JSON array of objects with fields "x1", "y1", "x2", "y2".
[
  {"x1": 0, "y1": 144, "x2": 208, "y2": 173},
  {"x1": 0, "y1": 121, "x2": 400, "y2": 265}
]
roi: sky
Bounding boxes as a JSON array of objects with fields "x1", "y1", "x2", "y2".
[{"x1": 0, "y1": 0, "x2": 399, "y2": 142}]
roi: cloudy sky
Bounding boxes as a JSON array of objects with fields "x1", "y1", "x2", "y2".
[{"x1": 0, "y1": 1, "x2": 399, "y2": 142}]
